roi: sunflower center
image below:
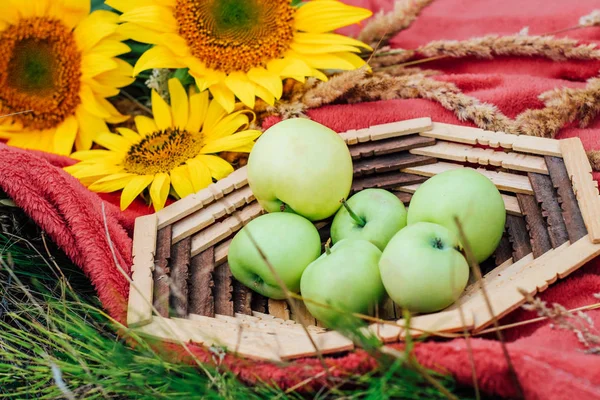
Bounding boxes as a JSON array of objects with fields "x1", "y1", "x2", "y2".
[
  {"x1": 0, "y1": 17, "x2": 82, "y2": 130},
  {"x1": 123, "y1": 128, "x2": 203, "y2": 175},
  {"x1": 174, "y1": 0, "x2": 296, "y2": 73}
]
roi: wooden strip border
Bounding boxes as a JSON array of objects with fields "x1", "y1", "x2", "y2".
[
  {"x1": 128, "y1": 214, "x2": 158, "y2": 327},
  {"x1": 339, "y1": 117, "x2": 432, "y2": 144},
  {"x1": 410, "y1": 141, "x2": 549, "y2": 174},
  {"x1": 560, "y1": 138, "x2": 600, "y2": 244},
  {"x1": 420, "y1": 122, "x2": 562, "y2": 156},
  {"x1": 401, "y1": 162, "x2": 534, "y2": 194}
]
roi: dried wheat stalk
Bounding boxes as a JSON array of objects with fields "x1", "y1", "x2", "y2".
[
  {"x1": 301, "y1": 71, "x2": 515, "y2": 132},
  {"x1": 358, "y1": 0, "x2": 435, "y2": 49},
  {"x1": 588, "y1": 151, "x2": 600, "y2": 172},
  {"x1": 521, "y1": 290, "x2": 600, "y2": 354},
  {"x1": 515, "y1": 76, "x2": 600, "y2": 137},
  {"x1": 579, "y1": 10, "x2": 600, "y2": 27},
  {"x1": 418, "y1": 35, "x2": 600, "y2": 61}
]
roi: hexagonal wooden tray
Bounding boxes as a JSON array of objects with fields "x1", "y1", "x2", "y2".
[{"x1": 127, "y1": 117, "x2": 600, "y2": 361}]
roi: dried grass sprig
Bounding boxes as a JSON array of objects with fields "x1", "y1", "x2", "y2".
[
  {"x1": 579, "y1": 10, "x2": 600, "y2": 27},
  {"x1": 515, "y1": 76, "x2": 600, "y2": 137},
  {"x1": 358, "y1": 0, "x2": 435, "y2": 49},
  {"x1": 418, "y1": 35, "x2": 600, "y2": 61},
  {"x1": 588, "y1": 151, "x2": 600, "y2": 172},
  {"x1": 302, "y1": 68, "x2": 369, "y2": 108},
  {"x1": 520, "y1": 289, "x2": 600, "y2": 354}
]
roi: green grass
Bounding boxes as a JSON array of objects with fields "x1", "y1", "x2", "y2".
[{"x1": 0, "y1": 195, "x2": 476, "y2": 399}]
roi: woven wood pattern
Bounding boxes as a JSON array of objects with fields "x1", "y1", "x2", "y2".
[{"x1": 127, "y1": 117, "x2": 600, "y2": 360}]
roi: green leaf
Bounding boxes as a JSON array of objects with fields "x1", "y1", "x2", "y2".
[{"x1": 91, "y1": 0, "x2": 111, "y2": 12}]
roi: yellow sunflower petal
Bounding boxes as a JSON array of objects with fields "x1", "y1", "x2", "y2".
[
  {"x1": 186, "y1": 91, "x2": 209, "y2": 133},
  {"x1": 205, "y1": 111, "x2": 251, "y2": 141},
  {"x1": 289, "y1": 51, "x2": 357, "y2": 71},
  {"x1": 225, "y1": 143, "x2": 255, "y2": 153},
  {"x1": 53, "y1": 116, "x2": 78, "y2": 155},
  {"x1": 168, "y1": 78, "x2": 189, "y2": 129},
  {"x1": 267, "y1": 57, "x2": 313, "y2": 78},
  {"x1": 310, "y1": 68, "x2": 329, "y2": 82},
  {"x1": 94, "y1": 59, "x2": 135, "y2": 88},
  {"x1": 74, "y1": 10, "x2": 119, "y2": 52},
  {"x1": 80, "y1": 85, "x2": 111, "y2": 119},
  {"x1": 149, "y1": 173, "x2": 170, "y2": 211},
  {"x1": 192, "y1": 69, "x2": 227, "y2": 92},
  {"x1": 203, "y1": 98, "x2": 228, "y2": 133},
  {"x1": 170, "y1": 165, "x2": 195, "y2": 199},
  {"x1": 88, "y1": 40, "x2": 131, "y2": 58},
  {"x1": 134, "y1": 45, "x2": 186, "y2": 76},
  {"x1": 209, "y1": 84, "x2": 236, "y2": 115},
  {"x1": 70, "y1": 149, "x2": 121, "y2": 161},
  {"x1": 95, "y1": 133, "x2": 133, "y2": 152},
  {"x1": 201, "y1": 130, "x2": 262, "y2": 154},
  {"x1": 105, "y1": 0, "x2": 154, "y2": 13},
  {"x1": 119, "y1": 6, "x2": 178, "y2": 33},
  {"x1": 224, "y1": 72, "x2": 255, "y2": 109},
  {"x1": 335, "y1": 51, "x2": 370, "y2": 69},
  {"x1": 121, "y1": 174, "x2": 154, "y2": 210},
  {"x1": 96, "y1": 97, "x2": 130, "y2": 124},
  {"x1": 294, "y1": 1, "x2": 372, "y2": 34},
  {"x1": 159, "y1": 33, "x2": 190, "y2": 57},
  {"x1": 81, "y1": 54, "x2": 119, "y2": 79},
  {"x1": 255, "y1": 85, "x2": 275, "y2": 106},
  {"x1": 135, "y1": 116, "x2": 158, "y2": 137},
  {"x1": 151, "y1": 90, "x2": 173, "y2": 130},
  {"x1": 71, "y1": 164, "x2": 124, "y2": 181},
  {"x1": 293, "y1": 32, "x2": 372, "y2": 51},
  {"x1": 75, "y1": 108, "x2": 108, "y2": 151},
  {"x1": 247, "y1": 67, "x2": 283, "y2": 99},
  {"x1": 116, "y1": 23, "x2": 163, "y2": 45},
  {"x1": 117, "y1": 128, "x2": 142, "y2": 142},
  {"x1": 197, "y1": 155, "x2": 234, "y2": 180},
  {"x1": 89, "y1": 173, "x2": 136, "y2": 193},
  {"x1": 186, "y1": 158, "x2": 212, "y2": 192},
  {"x1": 290, "y1": 42, "x2": 362, "y2": 54}
]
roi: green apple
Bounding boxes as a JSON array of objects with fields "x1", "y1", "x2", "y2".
[
  {"x1": 247, "y1": 118, "x2": 353, "y2": 221},
  {"x1": 407, "y1": 168, "x2": 506, "y2": 263},
  {"x1": 379, "y1": 222, "x2": 469, "y2": 313},
  {"x1": 330, "y1": 189, "x2": 407, "y2": 251},
  {"x1": 228, "y1": 213, "x2": 321, "y2": 299},
  {"x1": 300, "y1": 239, "x2": 385, "y2": 328}
]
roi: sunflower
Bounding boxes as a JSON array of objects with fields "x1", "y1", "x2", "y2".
[
  {"x1": 0, "y1": 0, "x2": 134, "y2": 155},
  {"x1": 65, "y1": 78, "x2": 261, "y2": 212},
  {"x1": 105, "y1": 0, "x2": 372, "y2": 112}
]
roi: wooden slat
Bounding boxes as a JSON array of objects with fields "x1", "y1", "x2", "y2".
[
  {"x1": 516, "y1": 194, "x2": 552, "y2": 258},
  {"x1": 171, "y1": 186, "x2": 256, "y2": 244},
  {"x1": 188, "y1": 247, "x2": 215, "y2": 317},
  {"x1": 128, "y1": 215, "x2": 158, "y2": 327},
  {"x1": 353, "y1": 153, "x2": 437, "y2": 176},
  {"x1": 420, "y1": 122, "x2": 562, "y2": 156},
  {"x1": 349, "y1": 135, "x2": 436, "y2": 159},
  {"x1": 268, "y1": 299, "x2": 290, "y2": 320},
  {"x1": 339, "y1": 117, "x2": 432, "y2": 145},
  {"x1": 213, "y1": 262, "x2": 234, "y2": 316},
  {"x1": 394, "y1": 191, "x2": 413, "y2": 204},
  {"x1": 410, "y1": 141, "x2": 548, "y2": 174},
  {"x1": 289, "y1": 298, "x2": 317, "y2": 326},
  {"x1": 493, "y1": 234, "x2": 513, "y2": 267},
  {"x1": 505, "y1": 215, "x2": 532, "y2": 261},
  {"x1": 190, "y1": 202, "x2": 264, "y2": 257},
  {"x1": 169, "y1": 237, "x2": 191, "y2": 318},
  {"x1": 153, "y1": 226, "x2": 171, "y2": 318},
  {"x1": 401, "y1": 162, "x2": 534, "y2": 194},
  {"x1": 528, "y1": 173, "x2": 569, "y2": 248},
  {"x1": 251, "y1": 292, "x2": 268, "y2": 314},
  {"x1": 351, "y1": 171, "x2": 427, "y2": 192},
  {"x1": 560, "y1": 139, "x2": 600, "y2": 243},
  {"x1": 545, "y1": 156, "x2": 588, "y2": 243},
  {"x1": 378, "y1": 296, "x2": 397, "y2": 320},
  {"x1": 156, "y1": 167, "x2": 249, "y2": 229},
  {"x1": 394, "y1": 181, "x2": 522, "y2": 216},
  {"x1": 233, "y1": 279, "x2": 253, "y2": 315}
]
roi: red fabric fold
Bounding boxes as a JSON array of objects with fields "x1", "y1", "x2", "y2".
[{"x1": 2, "y1": 0, "x2": 600, "y2": 398}]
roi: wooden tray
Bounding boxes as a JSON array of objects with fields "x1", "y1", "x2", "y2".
[{"x1": 126, "y1": 117, "x2": 600, "y2": 361}]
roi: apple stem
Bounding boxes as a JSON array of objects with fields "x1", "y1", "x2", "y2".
[
  {"x1": 340, "y1": 198, "x2": 366, "y2": 227},
  {"x1": 325, "y1": 238, "x2": 332, "y2": 255}
]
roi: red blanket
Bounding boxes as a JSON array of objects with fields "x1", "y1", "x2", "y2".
[{"x1": 1, "y1": 0, "x2": 600, "y2": 398}]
